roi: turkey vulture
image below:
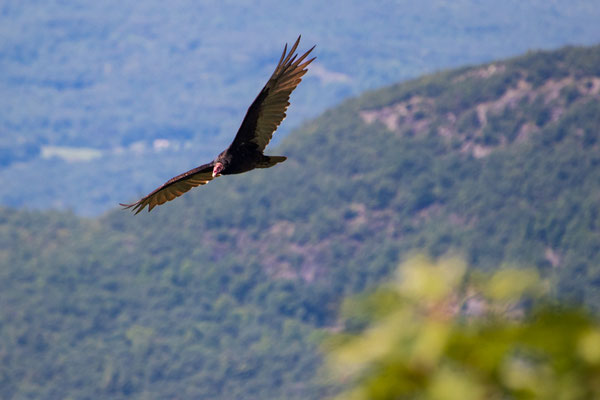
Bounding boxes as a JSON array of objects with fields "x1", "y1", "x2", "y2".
[{"x1": 121, "y1": 36, "x2": 315, "y2": 214}]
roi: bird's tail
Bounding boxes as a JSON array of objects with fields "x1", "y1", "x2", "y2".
[{"x1": 257, "y1": 155, "x2": 287, "y2": 169}]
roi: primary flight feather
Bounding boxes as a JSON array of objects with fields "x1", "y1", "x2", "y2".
[{"x1": 121, "y1": 36, "x2": 315, "y2": 214}]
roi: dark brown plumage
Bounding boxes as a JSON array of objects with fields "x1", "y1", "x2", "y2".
[{"x1": 121, "y1": 36, "x2": 315, "y2": 214}]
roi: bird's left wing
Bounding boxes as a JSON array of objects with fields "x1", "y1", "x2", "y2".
[
  {"x1": 230, "y1": 36, "x2": 315, "y2": 152},
  {"x1": 120, "y1": 162, "x2": 215, "y2": 214}
]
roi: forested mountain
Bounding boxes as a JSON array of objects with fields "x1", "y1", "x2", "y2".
[
  {"x1": 2, "y1": 44, "x2": 600, "y2": 399},
  {"x1": 2, "y1": 1, "x2": 600, "y2": 214}
]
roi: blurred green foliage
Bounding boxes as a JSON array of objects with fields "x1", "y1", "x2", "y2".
[{"x1": 326, "y1": 256, "x2": 600, "y2": 400}]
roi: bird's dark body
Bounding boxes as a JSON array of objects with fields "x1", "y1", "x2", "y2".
[
  {"x1": 121, "y1": 36, "x2": 313, "y2": 214},
  {"x1": 220, "y1": 153, "x2": 284, "y2": 175},
  {"x1": 217, "y1": 141, "x2": 285, "y2": 175},
  {"x1": 217, "y1": 144, "x2": 261, "y2": 175}
]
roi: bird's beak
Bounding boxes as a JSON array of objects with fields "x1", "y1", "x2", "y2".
[{"x1": 212, "y1": 163, "x2": 223, "y2": 178}]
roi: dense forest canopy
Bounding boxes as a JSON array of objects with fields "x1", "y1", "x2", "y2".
[
  {"x1": 1, "y1": 0, "x2": 600, "y2": 214},
  {"x1": 1, "y1": 44, "x2": 600, "y2": 399}
]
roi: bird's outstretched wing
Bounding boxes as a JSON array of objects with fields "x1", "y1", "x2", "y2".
[
  {"x1": 121, "y1": 162, "x2": 215, "y2": 214},
  {"x1": 230, "y1": 36, "x2": 315, "y2": 152}
]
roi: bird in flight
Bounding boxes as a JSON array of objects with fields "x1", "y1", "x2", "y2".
[{"x1": 121, "y1": 36, "x2": 315, "y2": 214}]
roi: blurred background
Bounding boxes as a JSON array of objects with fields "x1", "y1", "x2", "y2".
[
  {"x1": 1, "y1": 1, "x2": 600, "y2": 399},
  {"x1": 2, "y1": 0, "x2": 600, "y2": 214}
]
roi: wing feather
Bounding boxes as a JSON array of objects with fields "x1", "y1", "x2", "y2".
[
  {"x1": 230, "y1": 36, "x2": 315, "y2": 152},
  {"x1": 120, "y1": 162, "x2": 216, "y2": 214}
]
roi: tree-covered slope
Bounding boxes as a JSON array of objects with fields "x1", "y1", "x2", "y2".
[
  {"x1": 2, "y1": 0, "x2": 600, "y2": 215},
  {"x1": 2, "y1": 44, "x2": 600, "y2": 399}
]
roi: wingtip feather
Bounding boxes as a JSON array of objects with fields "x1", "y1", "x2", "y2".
[
  {"x1": 283, "y1": 36, "x2": 301, "y2": 65},
  {"x1": 299, "y1": 56, "x2": 316, "y2": 69},
  {"x1": 278, "y1": 43, "x2": 287, "y2": 66}
]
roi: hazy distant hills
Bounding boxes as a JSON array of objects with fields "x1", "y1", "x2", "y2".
[
  {"x1": 2, "y1": 44, "x2": 600, "y2": 399},
  {"x1": 2, "y1": 0, "x2": 600, "y2": 214}
]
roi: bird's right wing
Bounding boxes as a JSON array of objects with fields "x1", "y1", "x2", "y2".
[
  {"x1": 229, "y1": 36, "x2": 315, "y2": 153},
  {"x1": 120, "y1": 162, "x2": 215, "y2": 214}
]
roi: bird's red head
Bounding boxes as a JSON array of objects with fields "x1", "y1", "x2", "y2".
[{"x1": 212, "y1": 162, "x2": 224, "y2": 177}]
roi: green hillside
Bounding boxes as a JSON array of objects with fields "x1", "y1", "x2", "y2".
[{"x1": 2, "y1": 44, "x2": 600, "y2": 399}]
